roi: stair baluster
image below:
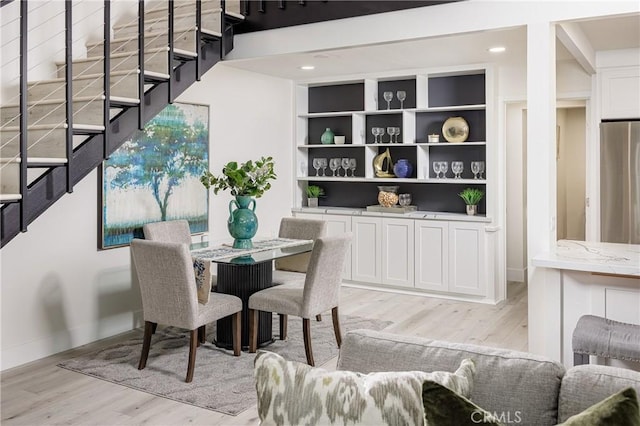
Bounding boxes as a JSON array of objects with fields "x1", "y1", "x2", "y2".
[
  {"x1": 168, "y1": 0, "x2": 174, "y2": 101},
  {"x1": 195, "y1": 0, "x2": 202, "y2": 80},
  {"x1": 103, "y1": 0, "x2": 110, "y2": 159},
  {"x1": 65, "y1": 0, "x2": 73, "y2": 193},
  {"x1": 18, "y1": 0, "x2": 27, "y2": 231},
  {"x1": 138, "y1": 0, "x2": 145, "y2": 130}
]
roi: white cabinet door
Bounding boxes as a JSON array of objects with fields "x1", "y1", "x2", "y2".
[
  {"x1": 324, "y1": 214, "x2": 352, "y2": 280},
  {"x1": 415, "y1": 221, "x2": 448, "y2": 292},
  {"x1": 600, "y1": 67, "x2": 640, "y2": 119},
  {"x1": 382, "y1": 218, "x2": 414, "y2": 288},
  {"x1": 448, "y1": 222, "x2": 486, "y2": 296},
  {"x1": 351, "y1": 216, "x2": 382, "y2": 284}
]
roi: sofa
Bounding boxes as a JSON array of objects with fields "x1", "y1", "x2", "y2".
[{"x1": 336, "y1": 329, "x2": 640, "y2": 426}]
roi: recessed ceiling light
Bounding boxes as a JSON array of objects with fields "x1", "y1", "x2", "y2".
[
  {"x1": 488, "y1": 46, "x2": 506, "y2": 53},
  {"x1": 300, "y1": 65, "x2": 315, "y2": 70}
]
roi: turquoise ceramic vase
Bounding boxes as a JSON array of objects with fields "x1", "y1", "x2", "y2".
[
  {"x1": 228, "y1": 195, "x2": 258, "y2": 249},
  {"x1": 321, "y1": 128, "x2": 334, "y2": 144}
]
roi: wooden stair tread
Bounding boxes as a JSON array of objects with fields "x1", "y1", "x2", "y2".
[
  {"x1": 201, "y1": 28, "x2": 222, "y2": 38},
  {"x1": 0, "y1": 123, "x2": 68, "y2": 131},
  {"x1": 28, "y1": 70, "x2": 133, "y2": 85},
  {"x1": 0, "y1": 157, "x2": 68, "y2": 164},
  {"x1": 85, "y1": 27, "x2": 197, "y2": 49},
  {"x1": 225, "y1": 11, "x2": 245, "y2": 21},
  {"x1": 144, "y1": 70, "x2": 171, "y2": 80},
  {"x1": 109, "y1": 96, "x2": 140, "y2": 106},
  {"x1": 55, "y1": 47, "x2": 170, "y2": 66},
  {"x1": 0, "y1": 194, "x2": 22, "y2": 202},
  {"x1": 2, "y1": 95, "x2": 106, "y2": 108},
  {"x1": 113, "y1": 9, "x2": 221, "y2": 30},
  {"x1": 173, "y1": 47, "x2": 197, "y2": 58}
]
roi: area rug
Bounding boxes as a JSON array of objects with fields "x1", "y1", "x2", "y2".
[{"x1": 58, "y1": 315, "x2": 391, "y2": 416}]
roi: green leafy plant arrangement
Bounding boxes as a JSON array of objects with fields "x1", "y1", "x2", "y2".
[
  {"x1": 458, "y1": 188, "x2": 484, "y2": 205},
  {"x1": 200, "y1": 156, "x2": 276, "y2": 198},
  {"x1": 305, "y1": 185, "x2": 324, "y2": 198}
]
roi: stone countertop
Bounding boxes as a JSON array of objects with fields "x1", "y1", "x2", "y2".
[
  {"x1": 533, "y1": 240, "x2": 640, "y2": 276},
  {"x1": 293, "y1": 207, "x2": 493, "y2": 223}
]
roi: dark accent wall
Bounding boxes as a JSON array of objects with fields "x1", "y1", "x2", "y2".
[{"x1": 236, "y1": 1, "x2": 460, "y2": 33}]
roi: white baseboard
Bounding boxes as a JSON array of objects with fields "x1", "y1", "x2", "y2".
[
  {"x1": 507, "y1": 267, "x2": 527, "y2": 283},
  {"x1": 1, "y1": 311, "x2": 142, "y2": 371}
]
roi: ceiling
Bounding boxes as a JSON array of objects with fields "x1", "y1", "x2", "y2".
[{"x1": 225, "y1": 13, "x2": 639, "y2": 80}]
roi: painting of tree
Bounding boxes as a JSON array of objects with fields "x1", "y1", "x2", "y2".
[{"x1": 101, "y1": 103, "x2": 209, "y2": 248}]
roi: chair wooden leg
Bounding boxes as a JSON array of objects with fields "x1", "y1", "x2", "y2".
[
  {"x1": 249, "y1": 309, "x2": 259, "y2": 353},
  {"x1": 197, "y1": 325, "x2": 206, "y2": 347},
  {"x1": 332, "y1": 307, "x2": 342, "y2": 348},
  {"x1": 151, "y1": 322, "x2": 158, "y2": 334},
  {"x1": 186, "y1": 329, "x2": 198, "y2": 383},
  {"x1": 279, "y1": 314, "x2": 288, "y2": 340},
  {"x1": 138, "y1": 321, "x2": 154, "y2": 370},
  {"x1": 303, "y1": 318, "x2": 314, "y2": 366},
  {"x1": 232, "y1": 312, "x2": 241, "y2": 356},
  {"x1": 316, "y1": 314, "x2": 322, "y2": 322}
]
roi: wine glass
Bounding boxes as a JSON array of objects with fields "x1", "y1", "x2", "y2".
[
  {"x1": 452, "y1": 161, "x2": 463, "y2": 179},
  {"x1": 383, "y1": 91, "x2": 393, "y2": 110},
  {"x1": 386, "y1": 127, "x2": 395, "y2": 143},
  {"x1": 439, "y1": 161, "x2": 449, "y2": 179},
  {"x1": 397, "y1": 91, "x2": 406, "y2": 109},
  {"x1": 378, "y1": 128, "x2": 386, "y2": 144},
  {"x1": 312, "y1": 158, "x2": 321, "y2": 176},
  {"x1": 479, "y1": 161, "x2": 485, "y2": 179},
  {"x1": 394, "y1": 127, "x2": 401, "y2": 143},
  {"x1": 341, "y1": 158, "x2": 350, "y2": 177},
  {"x1": 398, "y1": 193, "x2": 412, "y2": 206},
  {"x1": 371, "y1": 127, "x2": 378, "y2": 143},
  {"x1": 318, "y1": 157, "x2": 328, "y2": 176},
  {"x1": 349, "y1": 158, "x2": 357, "y2": 177},
  {"x1": 432, "y1": 161, "x2": 441, "y2": 179},
  {"x1": 471, "y1": 161, "x2": 480, "y2": 179},
  {"x1": 329, "y1": 158, "x2": 341, "y2": 177}
]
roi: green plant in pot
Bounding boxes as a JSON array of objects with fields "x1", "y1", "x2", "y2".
[
  {"x1": 458, "y1": 188, "x2": 484, "y2": 216},
  {"x1": 201, "y1": 156, "x2": 276, "y2": 248},
  {"x1": 305, "y1": 185, "x2": 324, "y2": 208}
]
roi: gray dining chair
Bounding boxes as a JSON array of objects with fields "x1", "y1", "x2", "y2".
[
  {"x1": 143, "y1": 220, "x2": 217, "y2": 293},
  {"x1": 130, "y1": 239, "x2": 242, "y2": 383},
  {"x1": 248, "y1": 233, "x2": 352, "y2": 366}
]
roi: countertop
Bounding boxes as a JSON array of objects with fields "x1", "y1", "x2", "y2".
[
  {"x1": 293, "y1": 207, "x2": 493, "y2": 223},
  {"x1": 532, "y1": 240, "x2": 640, "y2": 276}
]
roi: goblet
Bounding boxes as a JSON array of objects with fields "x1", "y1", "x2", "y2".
[
  {"x1": 471, "y1": 161, "x2": 481, "y2": 179},
  {"x1": 398, "y1": 193, "x2": 412, "y2": 207},
  {"x1": 312, "y1": 158, "x2": 321, "y2": 176},
  {"x1": 394, "y1": 127, "x2": 401, "y2": 143},
  {"x1": 479, "y1": 161, "x2": 485, "y2": 179},
  {"x1": 397, "y1": 91, "x2": 406, "y2": 109},
  {"x1": 452, "y1": 161, "x2": 463, "y2": 179},
  {"x1": 432, "y1": 161, "x2": 441, "y2": 179},
  {"x1": 318, "y1": 157, "x2": 328, "y2": 176},
  {"x1": 349, "y1": 158, "x2": 357, "y2": 177},
  {"x1": 383, "y1": 91, "x2": 393, "y2": 110},
  {"x1": 378, "y1": 128, "x2": 386, "y2": 144},
  {"x1": 386, "y1": 127, "x2": 395, "y2": 143},
  {"x1": 372, "y1": 127, "x2": 378, "y2": 143},
  {"x1": 439, "y1": 161, "x2": 449, "y2": 179},
  {"x1": 341, "y1": 158, "x2": 350, "y2": 177},
  {"x1": 329, "y1": 158, "x2": 341, "y2": 177}
]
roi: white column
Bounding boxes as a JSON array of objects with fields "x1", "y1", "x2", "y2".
[{"x1": 526, "y1": 22, "x2": 561, "y2": 360}]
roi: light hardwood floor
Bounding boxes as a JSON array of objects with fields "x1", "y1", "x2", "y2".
[{"x1": 1, "y1": 282, "x2": 527, "y2": 425}]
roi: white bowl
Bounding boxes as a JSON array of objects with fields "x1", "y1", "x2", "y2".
[{"x1": 334, "y1": 136, "x2": 346, "y2": 145}]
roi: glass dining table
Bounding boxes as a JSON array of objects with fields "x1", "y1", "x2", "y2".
[{"x1": 190, "y1": 238, "x2": 313, "y2": 349}]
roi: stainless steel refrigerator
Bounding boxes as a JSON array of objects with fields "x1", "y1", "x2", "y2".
[{"x1": 600, "y1": 121, "x2": 640, "y2": 244}]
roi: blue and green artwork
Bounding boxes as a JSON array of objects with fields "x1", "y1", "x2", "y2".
[{"x1": 101, "y1": 103, "x2": 209, "y2": 248}]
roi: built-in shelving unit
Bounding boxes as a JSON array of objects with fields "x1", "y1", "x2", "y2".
[{"x1": 295, "y1": 68, "x2": 491, "y2": 215}]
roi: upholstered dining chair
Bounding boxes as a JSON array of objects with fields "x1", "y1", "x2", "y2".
[
  {"x1": 130, "y1": 239, "x2": 242, "y2": 383},
  {"x1": 143, "y1": 220, "x2": 218, "y2": 293},
  {"x1": 272, "y1": 217, "x2": 327, "y2": 285},
  {"x1": 248, "y1": 233, "x2": 352, "y2": 366}
]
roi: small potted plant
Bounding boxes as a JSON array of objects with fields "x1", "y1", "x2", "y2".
[
  {"x1": 306, "y1": 185, "x2": 324, "y2": 208},
  {"x1": 458, "y1": 188, "x2": 484, "y2": 215}
]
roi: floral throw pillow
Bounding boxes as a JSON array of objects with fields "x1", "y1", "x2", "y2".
[{"x1": 254, "y1": 351, "x2": 475, "y2": 426}]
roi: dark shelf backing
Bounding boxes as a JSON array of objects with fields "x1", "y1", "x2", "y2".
[
  {"x1": 306, "y1": 147, "x2": 365, "y2": 177},
  {"x1": 308, "y1": 116, "x2": 352, "y2": 144},
  {"x1": 308, "y1": 83, "x2": 364, "y2": 113},
  {"x1": 427, "y1": 146, "x2": 486, "y2": 179},
  {"x1": 428, "y1": 73, "x2": 485, "y2": 107},
  {"x1": 416, "y1": 109, "x2": 486, "y2": 143},
  {"x1": 365, "y1": 114, "x2": 403, "y2": 144},
  {"x1": 377, "y1": 78, "x2": 416, "y2": 110}
]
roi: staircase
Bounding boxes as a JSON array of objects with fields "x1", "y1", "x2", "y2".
[{"x1": 0, "y1": 0, "x2": 244, "y2": 247}]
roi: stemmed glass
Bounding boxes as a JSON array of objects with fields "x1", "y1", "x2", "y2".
[
  {"x1": 432, "y1": 161, "x2": 441, "y2": 179},
  {"x1": 479, "y1": 161, "x2": 485, "y2": 179},
  {"x1": 383, "y1": 91, "x2": 393, "y2": 110},
  {"x1": 341, "y1": 158, "x2": 350, "y2": 177},
  {"x1": 471, "y1": 161, "x2": 481, "y2": 179},
  {"x1": 397, "y1": 91, "x2": 406, "y2": 109},
  {"x1": 312, "y1": 158, "x2": 321, "y2": 177},
  {"x1": 378, "y1": 128, "x2": 386, "y2": 144},
  {"x1": 439, "y1": 161, "x2": 449, "y2": 179},
  {"x1": 452, "y1": 161, "x2": 463, "y2": 179},
  {"x1": 318, "y1": 158, "x2": 328, "y2": 176},
  {"x1": 386, "y1": 127, "x2": 395, "y2": 143},
  {"x1": 349, "y1": 158, "x2": 357, "y2": 177},
  {"x1": 329, "y1": 158, "x2": 341, "y2": 177},
  {"x1": 394, "y1": 127, "x2": 401, "y2": 143}
]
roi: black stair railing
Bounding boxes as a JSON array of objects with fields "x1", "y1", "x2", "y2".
[{"x1": 1, "y1": 0, "x2": 242, "y2": 247}]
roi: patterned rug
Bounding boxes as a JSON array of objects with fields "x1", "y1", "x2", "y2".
[{"x1": 58, "y1": 315, "x2": 391, "y2": 416}]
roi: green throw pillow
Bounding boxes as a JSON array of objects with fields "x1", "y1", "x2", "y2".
[
  {"x1": 559, "y1": 387, "x2": 639, "y2": 426},
  {"x1": 422, "y1": 380, "x2": 503, "y2": 425},
  {"x1": 254, "y1": 351, "x2": 475, "y2": 426}
]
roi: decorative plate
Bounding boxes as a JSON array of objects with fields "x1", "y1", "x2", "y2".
[{"x1": 442, "y1": 117, "x2": 469, "y2": 143}]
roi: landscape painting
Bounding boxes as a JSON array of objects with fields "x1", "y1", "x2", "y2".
[{"x1": 100, "y1": 102, "x2": 209, "y2": 249}]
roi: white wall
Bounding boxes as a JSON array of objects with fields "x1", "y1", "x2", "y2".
[{"x1": 0, "y1": 63, "x2": 293, "y2": 370}]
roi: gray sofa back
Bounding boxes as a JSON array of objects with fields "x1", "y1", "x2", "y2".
[{"x1": 337, "y1": 329, "x2": 566, "y2": 426}]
